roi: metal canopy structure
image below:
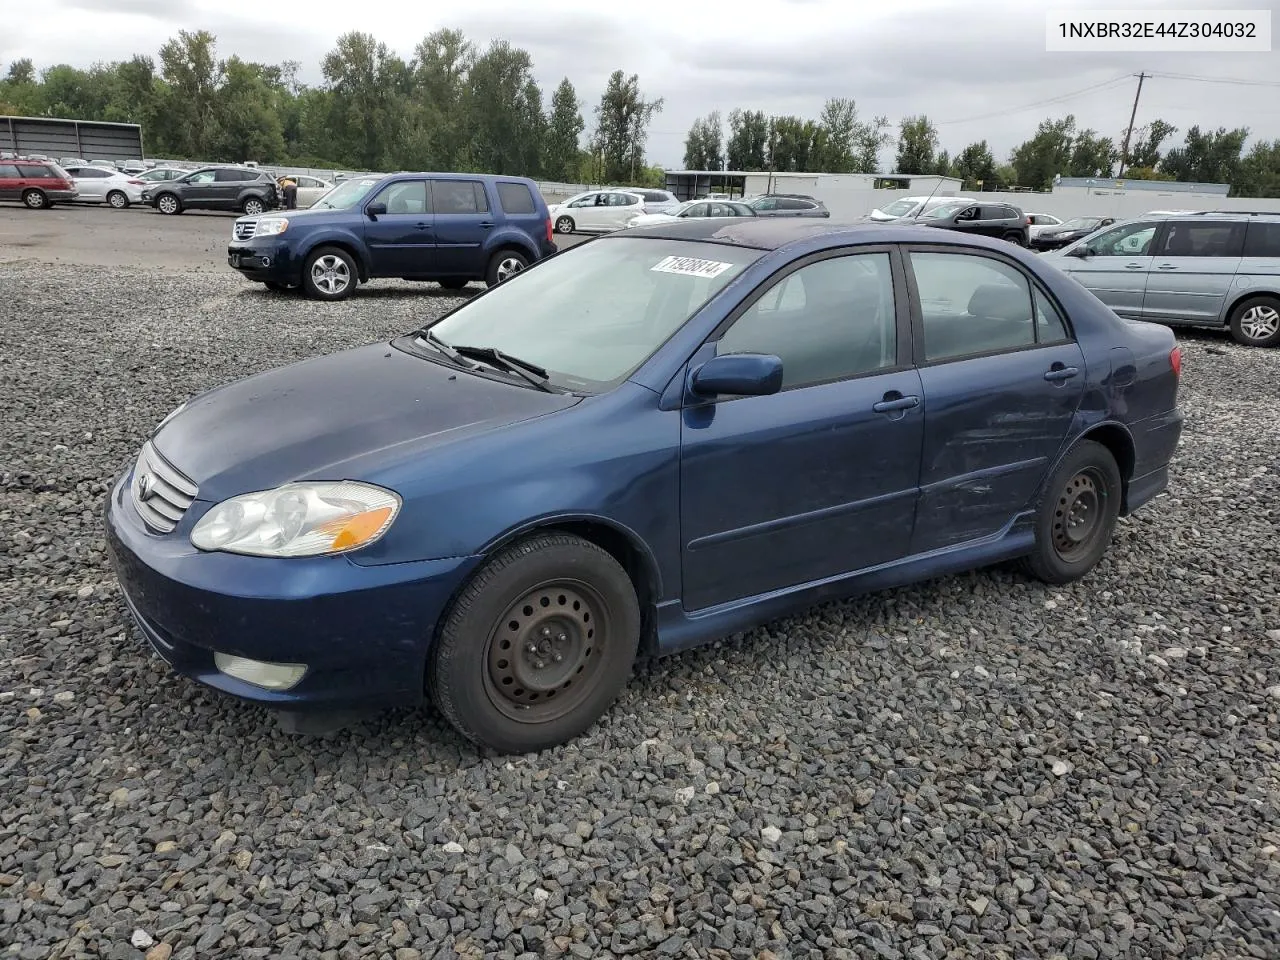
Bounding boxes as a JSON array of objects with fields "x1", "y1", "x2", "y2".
[{"x1": 0, "y1": 116, "x2": 145, "y2": 161}]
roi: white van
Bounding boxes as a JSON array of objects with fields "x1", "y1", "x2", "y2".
[{"x1": 868, "y1": 195, "x2": 975, "y2": 222}]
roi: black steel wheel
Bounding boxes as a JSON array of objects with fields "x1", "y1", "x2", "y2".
[
  {"x1": 429, "y1": 533, "x2": 640, "y2": 754},
  {"x1": 1025, "y1": 439, "x2": 1122, "y2": 584}
]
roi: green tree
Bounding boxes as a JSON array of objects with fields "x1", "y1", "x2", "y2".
[
  {"x1": 683, "y1": 111, "x2": 723, "y2": 170},
  {"x1": 1233, "y1": 139, "x2": 1280, "y2": 197},
  {"x1": 1160, "y1": 125, "x2": 1249, "y2": 185},
  {"x1": 1010, "y1": 116, "x2": 1076, "y2": 189},
  {"x1": 932, "y1": 149, "x2": 952, "y2": 177},
  {"x1": 213, "y1": 57, "x2": 286, "y2": 162},
  {"x1": 725, "y1": 109, "x2": 768, "y2": 170},
  {"x1": 320, "y1": 31, "x2": 406, "y2": 170},
  {"x1": 156, "y1": 30, "x2": 223, "y2": 158},
  {"x1": 767, "y1": 116, "x2": 820, "y2": 171},
  {"x1": 591, "y1": 70, "x2": 662, "y2": 183},
  {"x1": 464, "y1": 40, "x2": 543, "y2": 176},
  {"x1": 410, "y1": 28, "x2": 474, "y2": 169},
  {"x1": 1125, "y1": 119, "x2": 1177, "y2": 170},
  {"x1": 1067, "y1": 128, "x2": 1118, "y2": 177},
  {"x1": 543, "y1": 78, "x2": 584, "y2": 182},
  {"x1": 953, "y1": 141, "x2": 997, "y2": 190},
  {"x1": 895, "y1": 115, "x2": 938, "y2": 174}
]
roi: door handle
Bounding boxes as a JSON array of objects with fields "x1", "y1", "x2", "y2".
[
  {"x1": 872, "y1": 394, "x2": 921, "y2": 414},
  {"x1": 478, "y1": 221, "x2": 495, "y2": 229},
  {"x1": 414, "y1": 222, "x2": 431, "y2": 231},
  {"x1": 1157, "y1": 264, "x2": 1178, "y2": 270},
  {"x1": 1043, "y1": 365, "x2": 1079, "y2": 382},
  {"x1": 1124, "y1": 263, "x2": 1145, "y2": 269}
]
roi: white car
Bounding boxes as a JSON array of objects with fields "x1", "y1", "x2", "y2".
[
  {"x1": 548, "y1": 190, "x2": 646, "y2": 234},
  {"x1": 1027, "y1": 213, "x2": 1064, "y2": 241},
  {"x1": 867, "y1": 195, "x2": 977, "y2": 222},
  {"x1": 286, "y1": 175, "x2": 336, "y2": 208},
  {"x1": 61, "y1": 165, "x2": 147, "y2": 208},
  {"x1": 626, "y1": 199, "x2": 758, "y2": 229}
]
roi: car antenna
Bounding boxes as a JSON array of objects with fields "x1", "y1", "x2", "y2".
[{"x1": 910, "y1": 176, "x2": 946, "y2": 221}]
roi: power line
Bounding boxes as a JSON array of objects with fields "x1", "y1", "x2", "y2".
[
  {"x1": 1145, "y1": 70, "x2": 1280, "y2": 89},
  {"x1": 932, "y1": 74, "x2": 1133, "y2": 126}
]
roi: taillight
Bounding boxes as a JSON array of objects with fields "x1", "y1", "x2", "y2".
[
  {"x1": 545, "y1": 217, "x2": 553, "y2": 244},
  {"x1": 1170, "y1": 345, "x2": 1181, "y2": 378}
]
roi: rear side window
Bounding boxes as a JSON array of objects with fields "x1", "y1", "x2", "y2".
[
  {"x1": 780, "y1": 198, "x2": 814, "y2": 210},
  {"x1": 1155, "y1": 221, "x2": 1245, "y2": 258},
  {"x1": 214, "y1": 168, "x2": 247, "y2": 182},
  {"x1": 1033, "y1": 288, "x2": 1070, "y2": 343},
  {"x1": 496, "y1": 181, "x2": 536, "y2": 215},
  {"x1": 1243, "y1": 222, "x2": 1280, "y2": 258},
  {"x1": 910, "y1": 252, "x2": 1039, "y2": 361},
  {"x1": 432, "y1": 180, "x2": 488, "y2": 214}
]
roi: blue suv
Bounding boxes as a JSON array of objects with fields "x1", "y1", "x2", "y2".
[{"x1": 227, "y1": 173, "x2": 556, "y2": 300}]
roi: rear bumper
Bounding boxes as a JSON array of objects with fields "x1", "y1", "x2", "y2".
[
  {"x1": 46, "y1": 188, "x2": 78, "y2": 202},
  {"x1": 1124, "y1": 407, "x2": 1184, "y2": 514}
]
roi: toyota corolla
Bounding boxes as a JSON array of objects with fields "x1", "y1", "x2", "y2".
[{"x1": 105, "y1": 219, "x2": 1183, "y2": 754}]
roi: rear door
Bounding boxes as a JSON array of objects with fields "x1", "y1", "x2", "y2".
[
  {"x1": 1143, "y1": 219, "x2": 1246, "y2": 326},
  {"x1": 363, "y1": 179, "x2": 435, "y2": 277},
  {"x1": 604, "y1": 192, "x2": 643, "y2": 229},
  {"x1": 494, "y1": 180, "x2": 543, "y2": 247},
  {"x1": 212, "y1": 168, "x2": 251, "y2": 208},
  {"x1": 905, "y1": 245, "x2": 1086, "y2": 553},
  {"x1": 1053, "y1": 219, "x2": 1160, "y2": 319},
  {"x1": 0, "y1": 163, "x2": 20, "y2": 201},
  {"x1": 430, "y1": 179, "x2": 491, "y2": 275}
]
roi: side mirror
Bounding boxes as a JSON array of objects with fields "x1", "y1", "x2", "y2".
[
  {"x1": 1064, "y1": 245, "x2": 1091, "y2": 259},
  {"x1": 691, "y1": 353, "x2": 783, "y2": 398},
  {"x1": 365, "y1": 202, "x2": 386, "y2": 219}
]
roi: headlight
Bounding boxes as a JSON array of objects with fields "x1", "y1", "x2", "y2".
[
  {"x1": 253, "y1": 218, "x2": 288, "y2": 237},
  {"x1": 191, "y1": 481, "x2": 400, "y2": 558},
  {"x1": 153, "y1": 401, "x2": 186, "y2": 435}
]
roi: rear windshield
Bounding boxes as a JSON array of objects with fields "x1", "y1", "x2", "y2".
[{"x1": 421, "y1": 237, "x2": 762, "y2": 392}]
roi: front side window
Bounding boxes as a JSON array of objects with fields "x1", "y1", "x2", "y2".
[
  {"x1": 423, "y1": 237, "x2": 759, "y2": 392},
  {"x1": 568, "y1": 194, "x2": 597, "y2": 209},
  {"x1": 186, "y1": 170, "x2": 216, "y2": 184},
  {"x1": 716, "y1": 253, "x2": 898, "y2": 390},
  {"x1": 375, "y1": 180, "x2": 429, "y2": 214},
  {"x1": 911, "y1": 252, "x2": 1042, "y2": 362},
  {"x1": 1086, "y1": 221, "x2": 1157, "y2": 256},
  {"x1": 751, "y1": 198, "x2": 778, "y2": 211}
]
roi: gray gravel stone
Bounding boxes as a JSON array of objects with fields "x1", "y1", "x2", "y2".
[{"x1": 1, "y1": 263, "x2": 1279, "y2": 959}]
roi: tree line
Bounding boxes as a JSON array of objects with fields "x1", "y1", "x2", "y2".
[
  {"x1": 685, "y1": 109, "x2": 1280, "y2": 197},
  {"x1": 0, "y1": 29, "x2": 665, "y2": 186}
]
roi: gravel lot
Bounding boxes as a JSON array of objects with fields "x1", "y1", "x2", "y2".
[{"x1": 2, "y1": 260, "x2": 1279, "y2": 960}]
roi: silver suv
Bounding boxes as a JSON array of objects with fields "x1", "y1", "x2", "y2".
[{"x1": 1042, "y1": 211, "x2": 1280, "y2": 347}]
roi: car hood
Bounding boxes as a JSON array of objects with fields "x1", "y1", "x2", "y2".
[{"x1": 152, "y1": 341, "x2": 580, "y2": 501}]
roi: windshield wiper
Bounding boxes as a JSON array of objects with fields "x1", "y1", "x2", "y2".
[
  {"x1": 451, "y1": 345, "x2": 556, "y2": 392},
  {"x1": 412, "y1": 328, "x2": 478, "y2": 369}
]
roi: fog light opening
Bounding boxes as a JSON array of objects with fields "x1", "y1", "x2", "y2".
[
  {"x1": 213, "y1": 653, "x2": 306, "y2": 690},
  {"x1": 260, "y1": 256, "x2": 271, "y2": 268}
]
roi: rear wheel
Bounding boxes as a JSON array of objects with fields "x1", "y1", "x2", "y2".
[
  {"x1": 303, "y1": 246, "x2": 357, "y2": 301},
  {"x1": 1024, "y1": 440, "x2": 1122, "y2": 585},
  {"x1": 156, "y1": 193, "x2": 181, "y2": 215},
  {"x1": 242, "y1": 196, "x2": 266, "y2": 216},
  {"x1": 21, "y1": 189, "x2": 48, "y2": 210},
  {"x1": 106, "y1": 190, "x2": 129, "y2": 209},
  {"x1": 485, "y1": 249, "x2": 529, "y2": 287},
  {"x1": 1003, "y1": 230, "x2": 1025, "y2": 245},
  {"x1": 439, "y1": 277, "x2": 469, "y2": 291},
  {"x1": 1228, "y1": 295, "x2": 1280, "y2": 348},
  {"x1": 428, "y1": 533, "x2": 640, "y2": 754},
  {"x1": 554, "y1": 215, "x2": 575, "y2": 234}
]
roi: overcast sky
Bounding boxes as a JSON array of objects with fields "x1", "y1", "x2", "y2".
[{"x1": 4, "y1": 0, "x2": 1279, "y2": 168}]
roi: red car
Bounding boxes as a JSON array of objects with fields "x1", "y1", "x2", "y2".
[{"x1": 0, "y1": 159, "x2": 78, "y2": 209}]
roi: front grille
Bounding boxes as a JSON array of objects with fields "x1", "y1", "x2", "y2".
[
  {"x1": 232, "y1": 219, "x2": 257, "y2": 241},
  {"x1": 130, "y1": 441, "x2": 198, "y2": 534}
]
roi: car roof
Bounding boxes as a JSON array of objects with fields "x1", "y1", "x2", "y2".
[{"x1": 614, "y1": 217, "x2": 1028, "y2": 252}]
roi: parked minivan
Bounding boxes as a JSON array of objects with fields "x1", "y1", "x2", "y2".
[
  {"x1": 1043, "y1": 211, "x2": 1280, "y2": 347},
  {"x1": 227, "y1": 172, "x2": 556, "y2": 300}
]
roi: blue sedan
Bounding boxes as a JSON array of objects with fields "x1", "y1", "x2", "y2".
[{"x1": 104, "y1": 219, "x2": 1184, "y2": 753}]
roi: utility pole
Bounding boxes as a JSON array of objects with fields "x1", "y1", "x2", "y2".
[{"x1": 1117, "y1": 72, "x2": 1147, "y2": 178}]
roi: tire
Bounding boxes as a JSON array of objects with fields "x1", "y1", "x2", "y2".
[
  {"x1": 554, "y1": 215, "x2": 575, "y2": 234},
  {"x1": 1003, "y1": 230, "x2": 1025, "y2": 245},
  {"x1": 1024, "y1": 440, "x2": 1122, "y2": 585},
  {"x1": 302, "y1": 246, "x2": 357, "y2": 301},
  {"x1": 439, "y1": 277, "x2": 468, "y2": 291},
  {"x1": 21, "y1": 189, "x2": 48, "y2": 210},
  {"x1": 106, "y1": 190, "x2": 129, "y2": 209},
  {"x1": 155, "y1": 193, "x2": 181, "y2": 215},
  {"x1": 263, "y1": 281, "x2": 293, "y2": 293},
  {"x1": 429, "y1": 533, "x2": 641, "y2": 754},
  {"x1": 1228, "y1": 295, "x2": 1280, "y2": 348},
  {"x1": 242, "y1": 196, "x2": 266, "y2": 216},
  {"x1": 485, "y1": 249, "x2": 529, "y2": 287}
]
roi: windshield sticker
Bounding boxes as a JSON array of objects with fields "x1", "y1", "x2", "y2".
[{"x1": 651, "y1": 255, "x2": 734, "y2": 279}]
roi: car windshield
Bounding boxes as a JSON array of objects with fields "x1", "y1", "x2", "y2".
[
  {"x1": 879, "y1": 199, "x2": 920, "y2": 217},
  {"x1": 421, "y1": 237, "x2": 761, "y2": 392},
  {"x1": 311, "y1": 177, "x2": 381, "y2": 210},
  {"x1": 921, "y1": 202, "x2": 968, "y2": 220},
  {"x1": 1062, "y1": 217, "x2": 1101, "y2": 229}
]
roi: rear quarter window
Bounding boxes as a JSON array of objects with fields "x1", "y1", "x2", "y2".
[
  {"x1": 21, "y1": 164, "x2": 54, "y2": 178},
  {"x1": 497, "y1": 182, "x2": 537, "y2": 215},
  {"x1": 1243, "y1": 222, "x2": 1280, "y2": 258}
]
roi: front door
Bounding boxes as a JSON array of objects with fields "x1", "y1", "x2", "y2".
[
  {"x1": 430, "y1": 179, "x2": 492, "y2": 276},
  {"x1": 1053, "y1": 219, "x2": 1160, "y2": 319},
  {"x1": 363, "y1": 180, "x2": 435, "y2": 277},
  {"x1": 1143, "y1": 219, "x2": 1246, "y2": 326},
  {"x1": 181, "y1": 170, "x2": 218, "y2": 204},
  {"x1": 679, "y1": 248, "x2": 923, "y2": 611},
  {"x1": 904, "y1": 247, "x2": 1086, "y2": 554}
]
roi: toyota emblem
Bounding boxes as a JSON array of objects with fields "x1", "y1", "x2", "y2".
[{"x1": 137, "y1": 473, "x2": 156, "y2": 502}]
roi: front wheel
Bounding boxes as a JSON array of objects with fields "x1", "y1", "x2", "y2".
[
  {"x1": 242, "y1": 197, "x2": 266, "y2": 216},
  {"x1": 263, "y1": 281, "x2": 294, "y2": 293},
  {"x1": 429, "y1": 533, "x2": 641, "y2": 754},
  {"x1": 155, "y1": 193, "x2": 181, "y2": 215},
  {"x1": 438, "y1": 277, "x2": 468, "y2": 291},
  {"x1": 1228, "y1": 295, "x2": 1280, "y2": 348},
  {"x1": 303, "y1": 246, "x2": 357, "y2": 301},
  {"x1": 1024, "y1": 440, "x2": 1122, "y2": 585},
  {"x1": 106, "y1": 190, "x2": 129, "y2": 209},
  {"x1": 22, "y1": 189, "x2": 48, "y2": 210},
  {"x1": 485, "y1": 249, "x2": 529, "y2": 287}
]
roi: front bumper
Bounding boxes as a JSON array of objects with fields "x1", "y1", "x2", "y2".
[
  {"x1": 104, "y1": 466, "x2": 481, "y2": 713},
  {"x1": 227, "y1": 242, "x2": 303, "y2": 284}
]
